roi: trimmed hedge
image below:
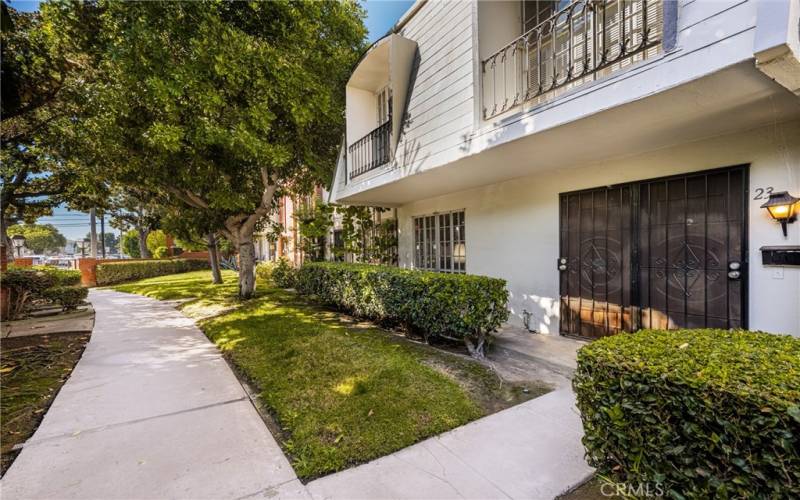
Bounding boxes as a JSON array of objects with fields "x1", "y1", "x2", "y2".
[
  {"x1": 255, "y1": 261, "x2": 275, "y2": 283},
  {"x1": 573, "y1": 329, "x2": 800, "y2": 498},
  {"x1": 1, "y1": 268, "x2": 58, "y2": 319},
  {"x1": 32, "y1": 266, "x2": 81, "y2": 286},
  {"x1": 295, "y1": 262, "x2": 508, "y2": 356},
  {"x1": 42, "y1": 286, "x2": 89, "y2": 311},
  {"x1": 271, "y1": 257, "x2": 297, "y2": 288},
  {"x1": 96, "y1": 259, "x2": 209, "y2": 286}
]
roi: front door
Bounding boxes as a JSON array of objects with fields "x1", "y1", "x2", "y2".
[{"x1": 559, "y1": 166, "x2": 747, "y2": 339}]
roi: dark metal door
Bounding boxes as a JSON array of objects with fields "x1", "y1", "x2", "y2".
[{"x1": 559, "y1": 166, "x2": 747, "y2": 338}]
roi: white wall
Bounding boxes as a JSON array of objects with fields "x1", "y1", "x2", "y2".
[{"x1": 397, "y1": 120, "x2": 800, "y2": 337}]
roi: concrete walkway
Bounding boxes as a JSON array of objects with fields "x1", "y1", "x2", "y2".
[
  {"x1": 306, "y1": 389, "x2": 593, "y2": 500},
  {"x1": 1, "y1": 289, "x2": 307, "y2": 500},
  {"x1": 2, "y1": 289, "x2": 591, "y2": 500}
]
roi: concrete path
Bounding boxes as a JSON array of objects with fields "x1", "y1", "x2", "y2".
[
  {"x1": 1, "y1": 289, "x2": 307, "y2": 500},
  {"x1": 2, "y1": 289, "x2": 591, "y2": 500},
  {"x1": 306, "y1": 389, "x2": 593, "y2": 500}
]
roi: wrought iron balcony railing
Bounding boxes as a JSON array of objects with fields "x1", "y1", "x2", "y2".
[
  {"x1": 348, "y1": 119, "x2": 392, "y2": 180},
  {"x1": 482, "y1": 0, "x2": 663, "y2": 120}
]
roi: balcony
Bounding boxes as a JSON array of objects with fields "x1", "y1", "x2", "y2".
[
  {"x1": 348, "y1": 119, "x2": 392, "y2": 180},
  {"x1": 481, "y1": 0, "x2": 663, "y2": 120}
]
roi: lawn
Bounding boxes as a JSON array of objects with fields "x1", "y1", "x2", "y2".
[
  {"x1": 0, "y1": 332, "x2": 91, "y2": 476},
  {"x1": 114, "y1": 270, "x2": 549, "y2": 479}
]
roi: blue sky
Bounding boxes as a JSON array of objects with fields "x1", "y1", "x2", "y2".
[
  {"x1": 11, "y1": 0, "x2": 412, "y2": 241},
  {"x1": 362, "y1": 0, "x2": 414, "y2": 42},
  {"x1": 7, "y1": 0, "x2": 414, "y2": 40}
]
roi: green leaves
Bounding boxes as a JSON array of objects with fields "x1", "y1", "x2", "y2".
[
  {"x1": 96, "y1": 259, "x2": 209, "y2": 286},
  {"x1": 294, "y1": 263, "x2": 510, "y2": 344},
  {"x1": 573, "y1": 329, "x2": 800, "y2": 498}
]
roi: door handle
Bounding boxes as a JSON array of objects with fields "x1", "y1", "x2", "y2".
[
  {"x1": 727, "y1": 261, "x2": 741, "y2": 279},
  {"x1": 557, "y1": 258, "x2": 567, "y2": 272}
]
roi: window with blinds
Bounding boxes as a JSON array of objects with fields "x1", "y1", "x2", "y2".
[{"x1": 413, "y1": 210, "x2": 466, "y2": 273}]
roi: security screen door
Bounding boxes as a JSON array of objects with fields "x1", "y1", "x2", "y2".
[{"x1": 558, "y1": 166, "x2": 747, "y2": 339}]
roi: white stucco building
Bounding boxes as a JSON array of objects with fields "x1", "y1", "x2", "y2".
[{"x1": 330, "y1": 0, "x2": 800, "y2": 338}]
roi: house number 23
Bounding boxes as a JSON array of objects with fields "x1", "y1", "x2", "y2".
[{"x1": 753, "y1": 187, "x2": 774, "y2": 200}]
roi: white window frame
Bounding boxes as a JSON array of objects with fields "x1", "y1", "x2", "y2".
[
  {"x1": 376, "y1": 85, "x2": 390, "y2": 126},
  {"x1": 413, "y1": 210, "x2": 466, "y2": 273}
]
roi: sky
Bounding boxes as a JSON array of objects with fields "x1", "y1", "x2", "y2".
[{"x1": 9, "y1": 0, "x2": 413, "y2": 242}]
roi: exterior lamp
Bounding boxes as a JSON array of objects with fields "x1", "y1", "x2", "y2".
[
  {"x1": 77, "y1": 238, "x2": 90, "y2": 258},
  {"x1": 761, "y1": 191, "x2": 799, "y2": 237},
  {"x1": 11, "y1": 234, "x2": 26, "y2": 257}
]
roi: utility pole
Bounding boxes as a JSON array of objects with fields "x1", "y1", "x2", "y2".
[
  {"x1": 100, "y1": 211, "x2": 106, "y2": 258},
  {"x1": 90, "y1": 207, "x2": 98, "y2": 258}
]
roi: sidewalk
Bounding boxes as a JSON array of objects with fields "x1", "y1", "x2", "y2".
[
  {"x1": 306, "y1": 389, "x2": 592, "y2": 500},
  {"x1": 1, "y1": 289, "x2": 591, "y2": 500},
  {"x1": 1, "y1": 289, "x2": 307, "y2": 499}
]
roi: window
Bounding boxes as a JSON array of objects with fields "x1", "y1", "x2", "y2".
[
  {"x1": 414, "y1": 210, "x2": 466, "y2": 273},
  {"x1": 376, "y1": 86, "x2": 390, "y2": 125}
]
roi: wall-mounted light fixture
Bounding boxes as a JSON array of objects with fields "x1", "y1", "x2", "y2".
[{"x1": 761, "y1": 191, "x2": 799, "y2": 237}]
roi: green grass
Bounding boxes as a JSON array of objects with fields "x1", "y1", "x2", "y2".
[{"x1": 114, "y1": 270, "x2": 548, "y2": 479}]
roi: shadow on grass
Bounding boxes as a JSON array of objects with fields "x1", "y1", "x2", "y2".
[{"x1": 113, "y1": 270, "x2": 551, "y2": 480}]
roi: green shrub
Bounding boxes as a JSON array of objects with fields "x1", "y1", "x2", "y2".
[
  {"x1": 32, "y1": 266, "x2": 82, "y2": 286},
  {"x1": 255, "y1": 261, "x2": 276, "y2": 283},
  {"x1": 42, "y1": 286, "x2": 89, "y2": 311},
  {"x1": 1, "y1": 268, "x2": 58, "y2": 319},
  {"x1": 271, "y1": 257, "x2": 296, "y2": 288},
  {"x1": 295, "y1": 262, "x2": 508, "y2": 357},
  {"x1": 153, "y1": 246, "x2": 169, "y2": 259},
  {"x1": 573, "y1": 329, "x2": 800, "y2": 499},
  {"x1": 96, "y1": 259, "x2": 209, "y2": 286}
]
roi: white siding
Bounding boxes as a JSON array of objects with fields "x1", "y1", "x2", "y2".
[
  {"x1": 334, "y1": 0, "x2": 796, "y2": 204},
  {"x1": 393, "y1": 0, "x2": 475, "y2": 171}
]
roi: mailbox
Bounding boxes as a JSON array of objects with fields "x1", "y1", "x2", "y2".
[{"x1": 760, "y1": 246, "x2": 800, "y2": 266}]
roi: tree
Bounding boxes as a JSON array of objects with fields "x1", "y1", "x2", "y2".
[
  {"x1": 74, "y1": 1, "x2": 365, "y2": 298},
  {"x1": 0, "y1": 1, "x2": 103, "y2": 259},
  {"x1": 295, "y1": 196, "x2": 335, "y2": 262},
  {"x1": 120, "y1": 229, "x2": 140, "y2": 258},
  {"x1": 7, "y1": 223, "x2": 67, "y2": 254},
  {"x1": 145, "y1": 230, "x2": 167, "y2": 256},
  {"x1": 102, "y1": 189, "x2": 160, "y2": 259}
]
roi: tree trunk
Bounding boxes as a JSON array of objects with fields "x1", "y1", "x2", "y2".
[
  {"x1": 464, "y1": 331, "x2": 487, "y2": 359},
  {"x1": 238, "y1": 235, "x2": 257, "y2": 299},
  {"x1": 137, "y1": 227, "x2": 152, "y2": 258},
  {"x1": 207, "y1": 233, "x2": 222, "y2": 284},
  {"x1": 0, "y1": 216, "x2": 13, "y2": 262}
]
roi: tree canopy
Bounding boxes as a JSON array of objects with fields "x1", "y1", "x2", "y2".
[
  {"x1": 7, "y1": 223, "x2": 67, "y2": 254},
  {"x1": 67, "y1": 0, "x2": 366, "y2": 296}
]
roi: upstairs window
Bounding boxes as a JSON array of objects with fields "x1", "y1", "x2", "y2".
[
  {"x1": 376, "y1": 86, "x2": 390, "y2": 125},
  {"x1": 414, "y1": 210, "x2": 466, "y2": 273}
]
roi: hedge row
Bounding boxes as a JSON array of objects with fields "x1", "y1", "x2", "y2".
[
  {"x1": 2, "y1": 266, "x2": 87, "y2": 318},
  {"x1": 31, "y1": 266, "x2": 82, "y2": 286},
  {"x1": 96, "y1": 259, "x2": 209, "y2": 285},
  {"x1": 295, "y1": 262, "x2": 508, "y2": 356},
  {"x1": 573, "y1": 328, "x2": 800, "y2": 498}
]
